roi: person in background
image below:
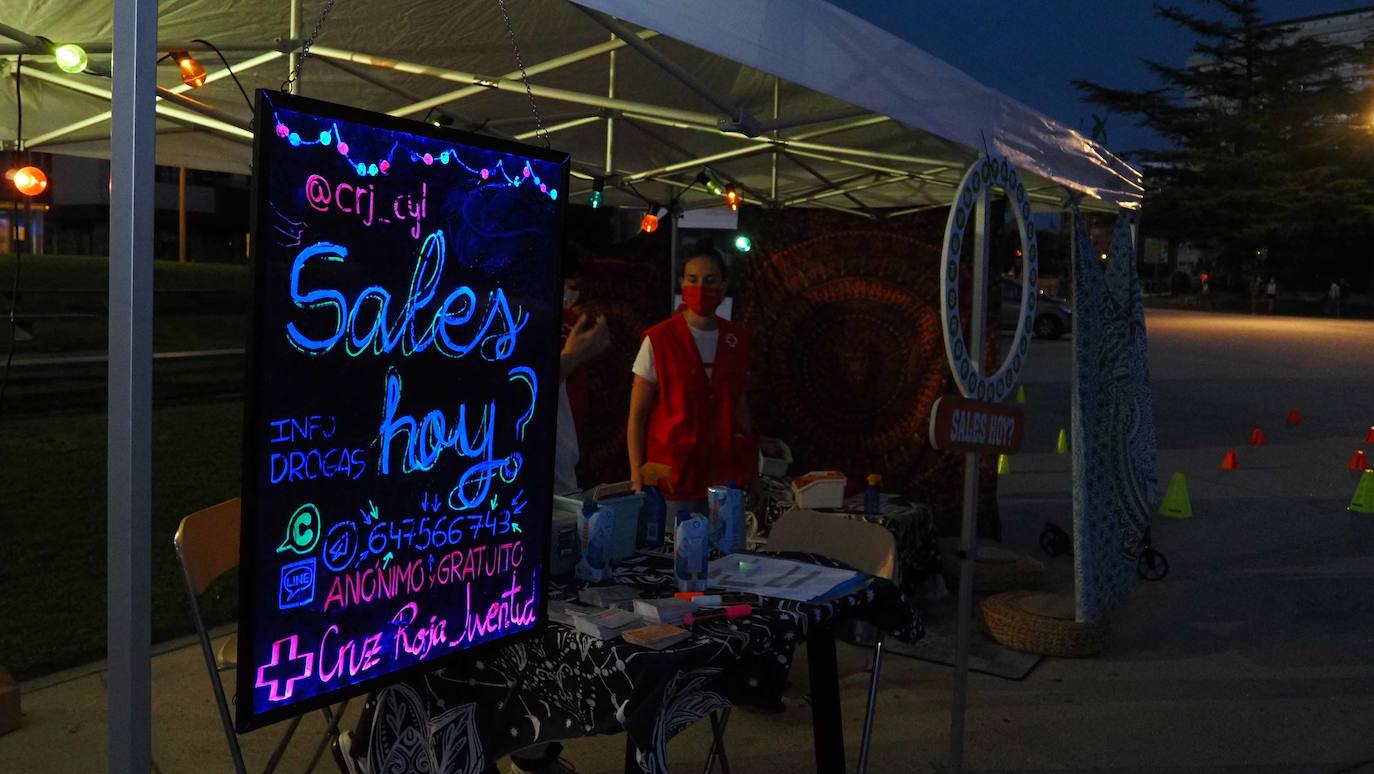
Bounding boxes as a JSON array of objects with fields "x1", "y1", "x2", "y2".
[
  {"x1": 554, "y1": 253, "x2": 608, "y2": 495},
  {"x1": 1327, "y1": 279, "x2": 1342, "y2": 317},
  {"x1": 627, "y1": 239, "x2": 756, "y2": 516},
  {"x1": 1266, "y1": 276, "x2": 1278, "y2": 314},
  {"x1": 1249, "y1": 274, "x2": 1262, "y2": 315}
]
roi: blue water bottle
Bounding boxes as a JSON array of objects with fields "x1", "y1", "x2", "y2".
[
  {"x1": 864, "y1": 473, "x2": 882, "y2": 517},
  {"x1": 639, "y1": 485, "x2": 666, "y2": 548}
]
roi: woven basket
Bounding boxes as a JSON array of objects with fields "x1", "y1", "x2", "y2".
[
  {"x1": 940, "y1": 543, "x2": 1045, "y2": 594},
  {"x1": 979, "y1": 591, "x2": 1109, "y2": 657}
]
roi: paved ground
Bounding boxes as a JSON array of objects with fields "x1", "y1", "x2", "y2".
[{"x1": 3, "y1": 308, "x2": 1373, "y2": 773}]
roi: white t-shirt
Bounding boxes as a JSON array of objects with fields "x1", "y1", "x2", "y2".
[
  {"x1": 554, "y1": 383, "x2": 579, "y2": 495},
  {"x1": 633, "y1": 325, "x2": 719, "y2": 383}
]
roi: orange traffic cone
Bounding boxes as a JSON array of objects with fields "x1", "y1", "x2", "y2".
[
  {"x1": 1287, "y1": 409, "x2": 1303, "y2": 425},
  {"x1": 1365, "y1": 426, "x2": 1374, "y2": 444},
  {"x1": 1350, "y1": 450, "x2": 1368, "y2": 471},
  {"x1": 1248, "y1": 428, "x2": 1266, "y2": 446},
  {"x1": 1221, "y1": 450, "x2": 1239, "y2": 470}
]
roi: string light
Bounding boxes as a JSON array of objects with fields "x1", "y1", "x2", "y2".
[
  {"x1": 725, "y1": 187, "x2": 740, "y2": 212},
  {"x1": 734, "y1": 234, "x2": 752, "y2": 253},
  {"x1": 589, "y1": 177, "x2": 604, "y2": 209},
  {"x1": 8, "y1": 167, "x2": 48, "y2": 197},
  {"x1": 54, "y1": 44, "x2": 88, "y2": 74},
  {"x1": 695, "y1": 170, "x2": 725, "y2": 197},
  {"x1": 171, "y1": 50, "x2": 207, "y2": 88},
  {"x1": 641, "y1": 211, "x2": 660, "y2": 234}
]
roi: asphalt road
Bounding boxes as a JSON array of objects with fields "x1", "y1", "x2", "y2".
[{"x1": 981, "y1": 308, "x2": 1374, "y2": 773}]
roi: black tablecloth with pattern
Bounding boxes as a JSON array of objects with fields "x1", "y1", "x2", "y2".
[{"x1": 354, "y1": 552, "x2": 923, "y2": 774}]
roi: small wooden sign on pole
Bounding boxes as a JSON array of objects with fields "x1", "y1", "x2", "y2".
[{"x1": 929, "y1": 395, "x2": 1025, "y2": 455}]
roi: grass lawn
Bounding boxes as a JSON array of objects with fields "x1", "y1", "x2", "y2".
[{"x1": 0, "y1": 400, "x2": 243, "y2": 679}]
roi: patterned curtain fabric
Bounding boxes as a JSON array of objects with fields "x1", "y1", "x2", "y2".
[{"x1": 1070, "y1": 204, "x2": 1161, "y2": 622}]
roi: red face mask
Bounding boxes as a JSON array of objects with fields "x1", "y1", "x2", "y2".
[{"x1": 681, "y1": 285, "x2": 723, "y2": 316}]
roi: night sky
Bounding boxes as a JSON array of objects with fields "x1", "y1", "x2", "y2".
[{"x1": 828, "y1": 0, "x2": 1373, "y2": 158}]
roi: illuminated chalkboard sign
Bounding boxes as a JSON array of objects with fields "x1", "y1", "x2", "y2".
[{"x1": 237, "y1": 91, "x2": 567, "y2": 731}]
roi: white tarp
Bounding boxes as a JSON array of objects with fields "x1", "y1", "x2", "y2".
[{"x1": 0, "y1": 0, "x2": 1141, "y2": 212}]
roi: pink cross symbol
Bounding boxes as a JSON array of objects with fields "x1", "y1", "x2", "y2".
[{"x1": 256, "y1": 635, "x2": 314, "y2": 703}]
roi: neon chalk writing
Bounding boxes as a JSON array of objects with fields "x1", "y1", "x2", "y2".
[
  {"x1": 391, "y1": 602, "x2": 449, "y2": 660},
  {"x1": 256, "y1": 635, "x2": 314, "y2": 703},
  {"x1": 364, "y1": 515, "x2": 466, "y2": 557},
  {"x1": 458, "y1": 574, "x2": 538, "y2": 644},
  {"x1": 277, "y1": 503, "x2": 322, "y2": 555},
  {"x1": 269, "y1": 415, "x2": 337, "y2": 444},
  {"x1": 322, "y1": 521, "x2": 359, "y2": 573},
  {"x1": 318, "y1": 625, "x2": 384, "y2": 684},
  {"x1": 322, "y1": 557, "x2": 427, "y2": 612},
  {"x1": 303, "y1": 173, "x2": 427, "y2": 238},
  {"x1": 285, "y1": 234, "x2": 528, "y2": 360},
  {"x1": 375, "y1": 367, "x2": 522, "y2": 510},
  {"x1": 278, "y1": 557, "x2": 316, "y2": 610},
  {"x1": 269, "y1": 447, "x2": 367, "y2": 484},
  {"x1": 432, "y1": 541, "x2": 524, "y2": 587}
]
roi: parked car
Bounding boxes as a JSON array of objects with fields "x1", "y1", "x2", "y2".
[{"x1": 999, "y1": 278, "x2": 1072, "y2": 339}]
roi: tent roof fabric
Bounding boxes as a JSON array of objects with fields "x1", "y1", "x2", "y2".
[{"x1": 1, "y1": 0, "x2": 1141, "y2": 214}]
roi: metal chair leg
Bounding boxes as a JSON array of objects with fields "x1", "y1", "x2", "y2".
[
  {"x1": 263, "y1": 715, "x2": 304, "y2": 774},
  {"x1": 857, "y1": 634, "x2": 885, "y2": 774},
  {"x1": 306, "y1": 699, "x2": 351, "y2": 773},
  {"x1": 701, "y1": 708, "x2": 732, "y2": 774}
]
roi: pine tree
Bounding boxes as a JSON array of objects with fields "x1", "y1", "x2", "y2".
[{"x1": 1073, "y1": 0, "x2": 1374, "y2": 285}]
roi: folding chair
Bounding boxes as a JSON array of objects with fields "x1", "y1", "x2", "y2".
[
  {"x1": 765, "y1": 509, "x2": 900, "y2": 774},
  {"x1": 174, "y1": 497, "x2": 349, "y2": 774}
]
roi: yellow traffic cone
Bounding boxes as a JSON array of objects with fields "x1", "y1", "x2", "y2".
[
  {"x1": 1349, "y1": 469, "x2": 1374, "y2": 514},
  {"x1": 1056, "y1": 429, "x2": 1069, "y2": 455},
  {"x1": 997, "y1": 454, "x2": 1012, "y2": 475},
  {"x1": 1159, "y1": 472, "x2": 1193, "y2": 518},
  {"x1": 1015, "y1": 385, "x2": 1027, "y2": 404}
]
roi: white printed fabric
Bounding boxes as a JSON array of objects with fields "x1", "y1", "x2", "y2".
[
  {"x1": 1070, "y1": 206, "x2": 1161, "y2": 622},
  {"x1": 356, "y1": 553, "x2": 922, "y2": 774}
]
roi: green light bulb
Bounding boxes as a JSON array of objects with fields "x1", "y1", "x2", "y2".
[
  {"x1": 734, "y1": 234, "x2": 752, "y2": 252},
  {"x1": 55, "y1": 44, "x2": 88, "y2": 74},
  {"x1": 589, "y1": 190, "x2": 603, "y2": 209}
]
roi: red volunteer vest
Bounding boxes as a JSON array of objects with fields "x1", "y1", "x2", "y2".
[{"x1": 644, "y1": 313, "x2": 756, "y2": 499}]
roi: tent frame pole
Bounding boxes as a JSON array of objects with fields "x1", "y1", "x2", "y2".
[
  {"x1": 288, "y1": 0, "x2": 301, "y2": 94},
  {"x1": 108, "y1": 0, "x2": 156, "y2": 768},
  {"x1": 19, "y1": 68, "x2": 253, "y2": 142},
  {"x1": 25, "y1": 51, "x2": 281, "y2": 148},
  {"x1": 605, "y1": 36, "x2": 615, "y2": 175},
  {"x1": 371, "y1": 32, "x2": 659, "y2": 120}
]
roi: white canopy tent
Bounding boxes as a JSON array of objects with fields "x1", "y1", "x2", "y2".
[
  {"x1": 2, "y1": 1, "x2": 1143, "y2": 770},
  {"x1": 2, "y1": 0, "x2": 1141, "y2": 215}
]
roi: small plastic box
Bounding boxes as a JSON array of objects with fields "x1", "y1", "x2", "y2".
[
  {"x1": 758, "y1": 438, "x2": 793, "y2": 478},
  {"x1": 791, "y1": 470, "x2": 847, "y2": 510}
]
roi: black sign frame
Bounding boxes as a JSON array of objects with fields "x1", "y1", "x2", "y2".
[{"x1": 237, "y1": 90, "x2": 568, "y2": 732}]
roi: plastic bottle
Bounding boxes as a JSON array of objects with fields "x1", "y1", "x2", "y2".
[
  {"x1": 708, "y1": 482, "x2": 745, "y2": 554},
  {"x1": 638, "y1": 484, "x2": 667, "y2": 548},
  {"x1": 674, "y1": 510, "x2": 709, "y2": 592},
  {"x1": 575, "y1": 500, "x2": 612, "y2": 582},
  {"x1": 864, "y1": 473, "x2": 882, "y2": 517}
]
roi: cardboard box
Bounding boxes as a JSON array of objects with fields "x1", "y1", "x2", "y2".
[
  {"x1": 791, "y1": 470, "x2": 847, "y2": 510},
  {"x1": 0, "y1": 665, "x2": 20, "y2": 735}
]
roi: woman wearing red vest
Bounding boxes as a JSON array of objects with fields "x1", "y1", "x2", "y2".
[{"x1": 627, "y1": 240, "x2": 756, "y2": 512}]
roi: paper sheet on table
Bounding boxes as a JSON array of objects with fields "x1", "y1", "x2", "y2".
[{"x1": 708, "y1": 553, "x2": 862, "y2": 602}]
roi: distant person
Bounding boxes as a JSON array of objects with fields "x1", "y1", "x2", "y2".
[
  {"x1": 1201, "y1": 276, "x2": 1211, "y2": 308},
  {"x1": 1327, "y1": 280, "x2": 1341, "y2": 317},
  {"x1": 1265, "y1": 277, "x2": 1277, "y2": 314},
  {"x1": 1249, "y1": 275, "x2": 1262, "y2": 314},
  {"x1": 627, "y1": 239, "x2": 756, "y2": 515},
  {"x1": 555, "y1": 255, "x2": 609, "y2": 495}
]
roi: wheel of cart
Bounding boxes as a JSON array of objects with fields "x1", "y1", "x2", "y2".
[
  {"x1": 1039, "y1": 521, "x2": 1072, "y2": 557},
  {"x1": 1136, "y1": 527, "x2": 1168, "y2": 581}
]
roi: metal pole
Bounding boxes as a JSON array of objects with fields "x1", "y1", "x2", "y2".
[
  {"x1": 669, "y1": 210, "x2": 679, "y2": 308},
  {"x1": 949, "y1": 181, "x2": 991, "y2": 774},
  {"x1": 109, "y1": 0, "x2": 155, "y2": 767},
  {"x1": 770, "y1": 77, "x2": 779, "y2": 203},
  {"x1": 288, "y1": 0, "x2": 301, "y2": 94},
  {"x1": 178, "y1": 167, "x2": 188, "y2": 263},
  {"x1": 605, "y1": 36, "x2": 615, "y2": 176}
]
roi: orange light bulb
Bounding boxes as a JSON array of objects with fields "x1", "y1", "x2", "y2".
[
  {"x1": 10, "y1": 166, "x2": 48, "y2": 196},
  {"x1": 641, "y1": 212, "x2": 660, "y2": 234}
]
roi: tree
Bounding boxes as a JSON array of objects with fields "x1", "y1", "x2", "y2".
[{"x1": 1073, "y1": 0, "x2": 1374, "y2": 287}]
